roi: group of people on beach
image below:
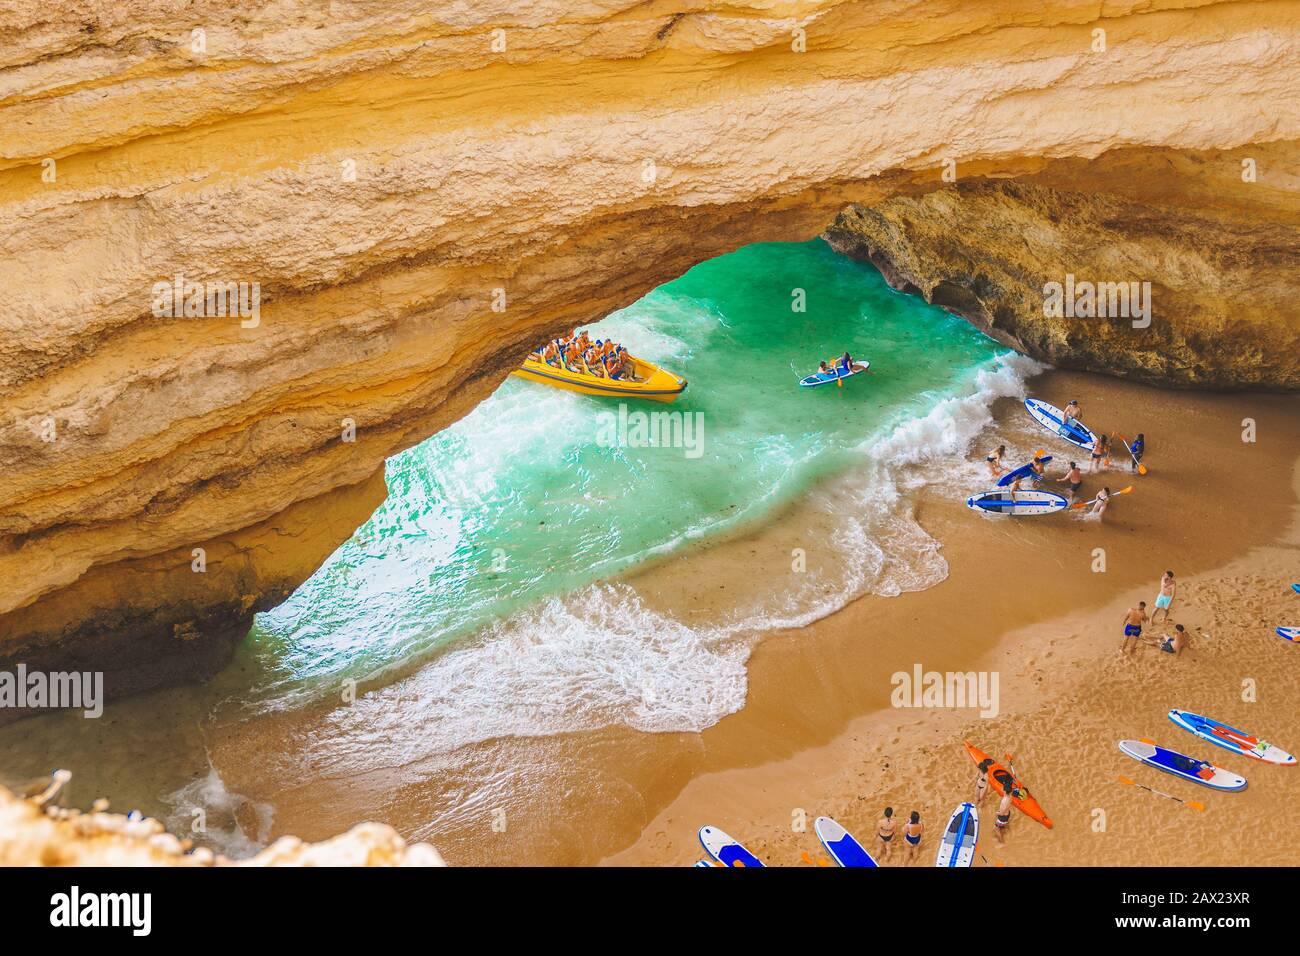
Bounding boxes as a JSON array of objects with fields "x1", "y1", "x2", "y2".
[
  {"x1": 1121, "y1": 570, "x2": 1194, "y2": 657},
  {"x1": 533, "y1": 328, "x2": 631, "y2": 380},
  {"x1": 984, "y1": 399, "x2": 1145, "y2": 518}
]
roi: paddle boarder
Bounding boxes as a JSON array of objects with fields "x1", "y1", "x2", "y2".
[
  {"x1": 1064, "y1": 399, "x2": 1082, "y2": 423},
  {"x1": 1121, "y1": 601, "x2": 1149, "y2": 655},
  {"x1": 1152, "y1": 570, "x2": 1177, "y2": 623},
  {"x1": 1129, "y1": 433, "x2": 1146, "y2": 473}
]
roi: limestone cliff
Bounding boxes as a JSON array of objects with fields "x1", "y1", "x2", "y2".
[
  {"x1": 824, "y1": 144, "x2": 1300, "y2": 389},
  {"x1": 0, "y1": 774, "x2": 444, "y2": 865},
  {"x1": 1, "y1": 1, "x2": 1298, "y2": 701}
]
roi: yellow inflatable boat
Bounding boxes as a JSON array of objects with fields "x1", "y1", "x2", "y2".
[{"x1": 512, "y1": 353, "x2": 687, "y2": 403}]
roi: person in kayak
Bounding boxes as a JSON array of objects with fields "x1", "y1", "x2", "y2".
[
  {"x1": 903, "y1": 811, "x2": 924, "y2": 864},
  {"x1": 985, "y1": 445, "x2": 1007, "y2": 479},
  {"x1": 1057, "y1": 461, "x2": 1083, "y2": 503},
  {"x1": 1121, "y1": 601, "x2": 1149, "y2": 655},
  {"x1": 1130, "y1": 433, "x2": 1146, "y2": 473},
  {"x1": 875, "y1": 807, "x2": 897, "y2": 863},
  {"x1": 1152, "y1": 570, "x2": 1177, "y2": 623}
]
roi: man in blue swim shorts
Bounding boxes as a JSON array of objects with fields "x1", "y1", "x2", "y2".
[{"x1": 1121, "y1": 601, "x2": 1149, "y2": 655}]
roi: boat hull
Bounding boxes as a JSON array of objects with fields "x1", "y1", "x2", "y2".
[{"x1": 512, "y1": 355, "x2": 687, "y2": 403}]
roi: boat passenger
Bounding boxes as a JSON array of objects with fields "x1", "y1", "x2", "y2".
[
  {"x1": 839, "y1": 351, "x2": 853, "y2": 372},
  {"x1": 818, "y1": 361, "x2": 830, "y2": 374}
]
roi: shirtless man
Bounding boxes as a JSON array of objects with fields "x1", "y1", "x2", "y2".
[
  {"x1": 1145, "y1": 623, "x2": 1193, "y2": 658},
  {"x1": 1057, "y1": 461, "x2": 1083, "y2": 503},
  {"x1": 1064, "y1": 399, "x2": 1082, "y2": 423},
  {"x1": 875, "y1": 807, "x2": 898, "y2": 863},
  {"x1": 1152, "y1": 570, "x2": 1177, "y2": 623},
  {"x1": 1121, "y1": 601, "x2": 1149, "y2": 655}
]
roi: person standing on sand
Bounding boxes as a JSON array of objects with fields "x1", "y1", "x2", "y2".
[
  {"x1": 994, "y1": 787, "x2": 1015, "y2": 845},
  {"x1": 903, "y1": 811, "x2": 924, "y2": 864},
  {"x1": 875, "y1": 807, "x2": 897, "y2": 863},
  {"x1": 1152, "y1": 570, "x2": 1177, "y2": 623},
  {"x1": 1121, "y1": 602, "x2": 1149, "y2": 655},
  {"x1": 986, "y1": 445, "x2": 1007, "y2": 479},
  {"x1": 975, "y1": 758, "x2": 993, "y2": 805},
  {"x1": 1057, "y1": 461, "x2": 1083, "y2": 503}
]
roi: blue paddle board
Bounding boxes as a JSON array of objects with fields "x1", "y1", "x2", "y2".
[
  {"x1": 935, "y1": 802, "x2": 979, "y2": 868},
  {"x1": 1024, "y1": 398, "x2": 1097, "y2": 451},
  {"x1": 813, "y1": 816, "x2": 877, "y2": 867},
  {"x1": 1291, "y1": 583, "x2": 1300, "y2": 596},
  {"x1": 698, "y1": 826, "x2": 765, "y2": 867},
  {"x1": 966, "y1": 489, "x2": 1068, "y2": 516},
  {"x1": 799, "y1": 361, "x2": 869, "y2": 388},
  {"x1": 1118, "y1": 739, "x2": 1247, "y2": 791},
  {"x1": 1168, "y1": 709, "x2": 1295, "y2": 765},
  {"x1": 1276, "y1": 626, "x2": 1299, "y2": 643},
  {"x1": 996, "y1": 455, "x2": 1053, "y2": 487}
]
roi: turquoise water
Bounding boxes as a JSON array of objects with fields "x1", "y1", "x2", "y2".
[{"x1": 237, "y1": 239, "x2": 1021, "y2": 723}]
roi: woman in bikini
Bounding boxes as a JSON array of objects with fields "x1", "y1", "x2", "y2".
[
  {"x1": 975, "y1": 758, "x2": 993, "y2": 805},
  {"x1": 875, "y1": 807, "x2": 897, "y2": 863},
  {"x1": 902, "y1": 811, "x2": 924, "y2": 864},
  {"x1": 985, "y1": 445, "x2": 1007, "y2": 479}
]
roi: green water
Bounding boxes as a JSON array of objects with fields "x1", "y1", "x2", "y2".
[{"x1": 237, "y1": 238, "x2": 1019, "y2": 722}]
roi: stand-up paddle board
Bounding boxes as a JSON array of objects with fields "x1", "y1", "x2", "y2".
[
  {"x1": 964, "y1": 742, "x2": 1053, "y2": 827},
  {"x1": 799, "y1": 361, "x2": 869, "y2": 388},
  {"x1": 1292, "y1": 583, "x2": 1300, "y2": 596},
  {"x1": 813, "y1": 816, "x2": 877, "y2": 868},
  {"x1": 1278, "y1": 626, "x2": 1300, "y2": 642},
  {"x1": 1024, "y1": 398, "x2": 1097, "y2": 451},
  {"x1": 693, "y1": 859, "x2": 717, "y2": 867},
  {"x1": 935, "y1": 802, "x2": 979, "y2": 868},
  {"x1": 1118, "y1": 740, "x2": 1247, "y2": 791},
  {"x1": 1168, "y1": 710, "x2": 1296, "y2": 766},
  {"x1": 698, "y1": 826, "x2": 765, "y2": 867},
  {"x1": 966, "y1": 489, "x2": 1068, "y2": 516},
  {"x1": 996, "y1": 455, "x2": 1053, "y2": 487}
]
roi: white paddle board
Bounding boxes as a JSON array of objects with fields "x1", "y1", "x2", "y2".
[
  {"x1": 1118, "y1": 739, "x2": 1247, "y2": 791},
  {"x1": 935, "y1": 802, "x2": 979, "y2": 868},
  {"x1": 698, "y1": 825, "x2": 765, "y2": 867},
  {"x1": 1278, "y1": 626, "x2": 1300, "y2": 643},
  {"x1": 966, "y1": 489, "x2": 1068, "y2": 516},
  {"x1": 1024, "y1": 398, "x2": 1097, "y2": 451}
]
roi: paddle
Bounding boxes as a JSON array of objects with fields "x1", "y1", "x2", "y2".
[
  {"x1": 1116, "y1": 775, "x2": 1206, "y2": 812},
  {"x1": 1114, "y1": 432, "x2": 1149, "y2": 475},
  {"x1": 800, "y1": 850, "x2": 832, "y2": 867},
  {"x1": 979, "y1": 852, "x2": 1006, "y2": 868},
  {"x1": 1070, "y1": 485, "x2": 1134, "y2": 510}
]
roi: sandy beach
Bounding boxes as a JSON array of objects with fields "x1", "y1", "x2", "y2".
[{"x1": 605, "y1": 372, "x2": 1300, "y2": 867}]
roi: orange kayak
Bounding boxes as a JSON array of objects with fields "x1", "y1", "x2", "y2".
[{"x1": 965, "y1": 741, "x2": 1053, "y2": 829}]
